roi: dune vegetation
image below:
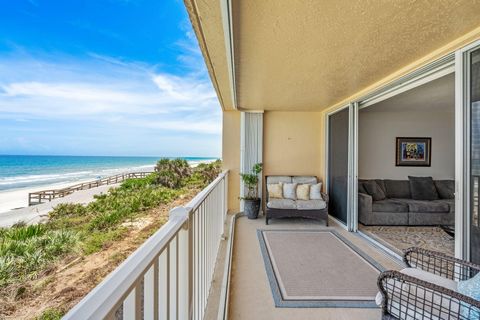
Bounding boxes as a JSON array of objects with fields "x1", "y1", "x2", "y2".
[{"x1": 0, "y1": 158, "x2": 221, "y2": 319}]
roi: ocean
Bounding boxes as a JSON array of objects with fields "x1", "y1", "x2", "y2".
[{"x1": 0, "y1": 155, "x2": 217, "y2": 192}]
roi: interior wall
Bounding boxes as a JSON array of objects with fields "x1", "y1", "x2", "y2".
[
  {"x1": 359, "y1": 110, "x2": 455, "y2": 180},
  {"x1": 263, "y1": 111, "x2": 324, "y2": 183},
  {"x1": 222, "y1": 110, "x2": 241, "y2": 212}
]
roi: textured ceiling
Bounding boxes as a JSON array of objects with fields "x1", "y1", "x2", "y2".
[
  {"x1": 361, "y1": 73, "x2": 454, "y2": 113},
  {"x1": 231, "y1": 0, "x2": 480, "y2": 111}
]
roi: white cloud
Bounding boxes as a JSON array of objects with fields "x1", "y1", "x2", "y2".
[
  {"x1": 2, "y1": 82, "x2": 140, "y2": 104},
  {"x1": 0, "y1": 55, "x2": 221, "y2": 135},
  {"x1": 152, "y1": 74, "x2": 216, "y2": 101},
  {"x1": 125, "y1": 118, "x2": 221, "y2": 135}
]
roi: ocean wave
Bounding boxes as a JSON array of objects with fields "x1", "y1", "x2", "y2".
[
  {"x1": 0, "y1": 171, "x2": 94, "y2": 185},
  {"x1": 0, "y1": 166, "x2": 154, "y2": 191},
  {"x1": 0, "y1": 159, "x2": 214, "y2": 191}
]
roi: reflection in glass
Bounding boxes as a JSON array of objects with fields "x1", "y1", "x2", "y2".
[
  {"x1": 328, "y1": 109, "x2": 349, "y2": 224},
  {"x1": 471, "y1": 49, "x2": 480, "y2": 263}
]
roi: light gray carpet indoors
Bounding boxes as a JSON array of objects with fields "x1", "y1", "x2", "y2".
[
  {"x1": 257, "y1": 229, "x2": 386, "y2": 308},
  {"x1": 360, "y1": 225, "x2": 454, "y2": 257}
]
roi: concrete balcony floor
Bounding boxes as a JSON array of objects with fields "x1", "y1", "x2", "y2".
[{"x1": 224, "y1": 215, "x2": 404, "y2": 320}]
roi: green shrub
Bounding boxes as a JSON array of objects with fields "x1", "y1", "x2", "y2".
[
  {"x1": 82, "y1": 228, "x2": 127, "y2": 255},
  {"x1": 49, "y1": 203, "x2": 87, "y2": 219},
  {"x1": 194, "y1": 159, "x2": 222, "y2": 185},
  {"x1": 154, "y1": 158, "x2": 191, "y2": 188},
  {"x1": 86, "y1": 185, "x2": 180, "y2": 231},
  {"x1": 120, "y1": 173, "x2": 158, "y2": 190},
  {"x1": 0, "y1": 224, "x2": 46, "y2": 241},
  {"x1": 37, "y1": 308, "x2": 63, "y2": 320},
  {"x1": 0, "y1": 225, "x2": 77, "y2": 286}
]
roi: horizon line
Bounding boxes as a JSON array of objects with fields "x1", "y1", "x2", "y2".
[{"x1": 0, "y1": 154, "x2": 221, "y2": 159}]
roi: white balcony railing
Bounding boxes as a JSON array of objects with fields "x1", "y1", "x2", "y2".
[{"x1": 64, "y1": 171, "x2": 229, "y2": 320}]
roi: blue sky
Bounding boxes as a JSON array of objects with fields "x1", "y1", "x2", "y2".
[{"x1": 0, "y1": 0, "x2": 221, "y2": 157}]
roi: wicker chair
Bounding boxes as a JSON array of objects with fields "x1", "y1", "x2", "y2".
[{"x1": 377, "y1": 247, "x2": 480, "y2": 320}]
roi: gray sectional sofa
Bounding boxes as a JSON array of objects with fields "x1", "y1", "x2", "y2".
[{"x1": 358, "y1": 178, "x2": 455, "y2": 226}]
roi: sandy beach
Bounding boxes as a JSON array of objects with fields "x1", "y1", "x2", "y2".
[
  {"x1": 0, "y1": 183, "x2": 121, "y2": 227},
  {"x1": 0, "y1": 180, "x2": 92, "y2": 213}
]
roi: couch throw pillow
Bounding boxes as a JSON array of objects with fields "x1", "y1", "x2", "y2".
[
  {"x1": 408, "y1": 176, "x2": 439, "y2": 200},
  {"x1": 283, "y1": 183, "x2": 298, "y2": 200},
  {"x1": 310, "y1": 183, "x2": 323, "y2": 200},
  {"x1": 434, "y1": 180, "x2": 455, "y2": 200},
  {"x1": 364, "y1": 180, "x2": 386, "y2": 201},
  {"x1": 267, "y1": 183, "x2": 283, "y2": 199},
  {"x1": 296, "y1": 184, "x2": 310, "y2": 200}
]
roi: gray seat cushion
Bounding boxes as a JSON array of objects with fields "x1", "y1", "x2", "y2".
[
  {"x1": 384, "y1": 180, "x2": 411, "y2": 199},
  {"x1": 296, "y1": 199, "x2": 326, "y2": 210},
  {"x1": 267, "y1": 199, "x2": 296, "y2": 210},
  {"x1": 399, "y1": 199, "x2": 450, "y2": 213},
  {"x1": 267, "y1": 176, "x2": 292, "y2": 184},
  {"x1": 372, "y1": 199, "x2": 408, "y2": 213},
  {"x1": 435, "y1": 180, "x2": 455, "y2": 199},
  {"x1": 434, "y1": 199, "x2": 455, "y2": 213},
  {"x1": 292, "y1": 176, "x2": 317, "y2": 184}
]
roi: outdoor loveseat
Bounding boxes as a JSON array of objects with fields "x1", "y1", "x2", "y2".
[{"x1": 265, "y1": 175, "x2": 328, "y2": 225}]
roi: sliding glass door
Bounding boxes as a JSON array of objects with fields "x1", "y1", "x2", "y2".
[
  {"x1": 469, "y1": 48, "x2": 480, "y2": 264},
  {"x1": 327, "y1": 107, "x2": 351, "y2": 225}
]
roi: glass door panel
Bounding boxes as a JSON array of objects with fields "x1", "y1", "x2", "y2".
[
  {"x1": 470, "y1": 48, "x2": 480, "y2": 264},
  {"x1": 328, "y1": 108, "x2": 349, "y2": 224}
]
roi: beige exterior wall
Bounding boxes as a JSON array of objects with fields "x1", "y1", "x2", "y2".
[
  {"x1": 263, "y1": 111, "x2": 325, "y2": 184},
  {"x1": 222, "y1": 111, "x2": 241, "y2": 212}
]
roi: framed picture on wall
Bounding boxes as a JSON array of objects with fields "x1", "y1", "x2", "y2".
[{"x1": 395, "y1": 137, "x2": 431, "y2": 167}]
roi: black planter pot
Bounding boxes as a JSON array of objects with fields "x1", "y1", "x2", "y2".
[{"x1": 244, "y1": 198, "x2": 261, "y2": 219}]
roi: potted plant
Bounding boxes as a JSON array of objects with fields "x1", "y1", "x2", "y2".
[{"x1": 240, "y1": 163, "x2": 263, "y2": 219}]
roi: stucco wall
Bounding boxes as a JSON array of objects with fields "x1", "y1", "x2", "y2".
[
  {"x1": 359, "y1": 110, "x2": 455, "y2": 180},
  {"x1": 222, "y1": 111, "x2": 241, "y2": 212},
  {"x1": 263, "y1": 111, "x2": 324, "y2": 182}
]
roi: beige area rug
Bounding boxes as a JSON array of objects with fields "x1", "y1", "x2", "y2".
[
  {"x1": 360, "y1": 225, "x2": 454, "y2": 256},
  {"x1": 258, "y1": 229, "x2": 385, "y2": 308}
]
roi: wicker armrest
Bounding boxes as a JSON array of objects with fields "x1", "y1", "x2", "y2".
[
  {"x1": 403, "y1": 247, "x2": 480, "y2": 281},
  {"x1": 378, "y1": 270, "x2": 480, "y2": 320},
  {"x1": 321, "y1": 192, "x2": 329, "y2": 204}
]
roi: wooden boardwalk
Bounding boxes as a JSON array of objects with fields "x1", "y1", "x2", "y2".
[{"x1": 28, "y1": 172, "x2": 154, "y2": 206}]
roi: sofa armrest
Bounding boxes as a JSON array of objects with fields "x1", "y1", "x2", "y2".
[{"x1": 358, "y1": 193, "x2": 372, "y2": 225}]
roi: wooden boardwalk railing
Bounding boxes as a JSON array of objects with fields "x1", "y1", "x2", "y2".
[{"x1": 28, "y1": 172, "x2": 154, "y2": 206}]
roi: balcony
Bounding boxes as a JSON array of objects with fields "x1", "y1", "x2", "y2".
[{"x1": 64, "y1": 170, "x2": 404, "y2": 320}]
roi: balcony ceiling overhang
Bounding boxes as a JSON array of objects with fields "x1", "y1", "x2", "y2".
[{"x1": 185, "y1": 0, "x2": 480, "y2": 111}]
